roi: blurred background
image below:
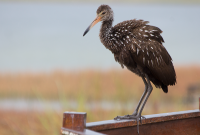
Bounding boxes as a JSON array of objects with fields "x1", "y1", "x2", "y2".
[{"x1": 0, "y1": 0, "x2": 200, "y2": 135}]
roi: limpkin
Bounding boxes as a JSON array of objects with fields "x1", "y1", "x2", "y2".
[{"x1": 83, "y1": 5, "x2": 176, "y2": 134}]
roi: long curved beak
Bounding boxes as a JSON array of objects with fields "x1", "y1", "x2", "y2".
[{"x1": 83, "y1": 16, "x2": 101, "y2": 36}]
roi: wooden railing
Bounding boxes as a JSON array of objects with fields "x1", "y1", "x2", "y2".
[{"x1": 61, "y1": 97, "x2": 200, "y2": 135}]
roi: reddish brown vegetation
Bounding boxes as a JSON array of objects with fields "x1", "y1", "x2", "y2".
[{"x1": 0, "y1": 66, "x2": 200, "y2": 135}]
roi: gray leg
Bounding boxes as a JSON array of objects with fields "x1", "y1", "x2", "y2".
[
  {"x1": 132, "y1": 76, "x2": 148, "y2": 116},
  {"x1": 114, "y1": 74, "x2": 153, "y2": 135},
  {"x1": 136, "y1": 74, "x2": 153, "y2": 116},
  {"x1": 114, "y1": 76, "x2": 148, "y2": 117}
]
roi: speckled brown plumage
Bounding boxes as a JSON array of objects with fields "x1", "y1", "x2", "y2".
[
  {"x1": 83, "y1": 4, "x2": 176, "y2": 134},
  {"x1": 97, "y1": 5, "x2": 176, "y2": 93}
]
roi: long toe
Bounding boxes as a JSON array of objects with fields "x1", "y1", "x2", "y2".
[
  {"x1": 114, "y1": 114, "x2": 140, "y2": 120},
  {"x1": 114, "y1": 115, "x2": 131, "y2": 120}
]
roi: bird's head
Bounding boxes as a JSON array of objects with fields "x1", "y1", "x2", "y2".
[{"x1": 83, "y1": 5, "x2": 113, "y2": 36}]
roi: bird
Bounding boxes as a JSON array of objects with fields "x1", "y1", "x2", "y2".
[{"x1": 83, "y1": 4, "x2": 176, "y2": 134}]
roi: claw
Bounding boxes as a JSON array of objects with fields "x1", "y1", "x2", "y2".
[
  {"x1": 140, "y1": 118, "x2": 142, "y2": 125},
  {"x1": 139, "y1": 115, "x2": 146, "y2": 125}
]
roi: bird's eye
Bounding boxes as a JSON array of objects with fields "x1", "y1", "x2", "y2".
[{"x1": 102, "y1": 12, "x2": 106, "y2": 15}]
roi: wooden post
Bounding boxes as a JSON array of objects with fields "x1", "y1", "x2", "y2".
[
  {"x1": 61, "y1": 112, "x2": 104, "y2": 135},
  {"x1": 61, "y1": 112, "x2": 86, "y2": 135},
  {"x1": 199, "y1": 97, "x2": 200, "y2": 110},
  {"x1": 62, "y1": 112, "x2": 86, "y2": 131}
]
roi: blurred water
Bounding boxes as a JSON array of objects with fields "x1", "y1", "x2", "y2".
[
  {"x1": 0, "y1": 98, "x2": 198, "y2": 111},
  {"x1": 0, "y1": 99, "x2": 136, "y2": 111},
  {"x1": 0, "y1": 3, "x2": 200, "y2": 72}
]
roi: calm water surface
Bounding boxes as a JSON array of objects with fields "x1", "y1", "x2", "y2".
[{"x1": 0, "y1": 3, "x2": 200, "y2": 72}]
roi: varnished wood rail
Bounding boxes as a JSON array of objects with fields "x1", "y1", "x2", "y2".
[{"x1": 61, "y1": 97, "x2": 200, "y2": 135}]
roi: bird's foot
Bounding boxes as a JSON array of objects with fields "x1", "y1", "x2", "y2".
[
  {"x1": 114, "y1": 114, "x2": 146, "y2": 135},
  {"x1": 114, "y1": 113, "x2": 146, "y2": 124}
]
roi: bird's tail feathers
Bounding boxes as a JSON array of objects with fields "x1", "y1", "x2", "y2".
[{"x1": 161, "y1": 84, "x2": 168, "y2": 93}]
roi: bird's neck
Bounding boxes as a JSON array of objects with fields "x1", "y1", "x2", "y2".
[
  {"x1": 100, "y1": 19, "x2": 113, "y2": 39},
  {"x1": 100, "y1": 19, "x2": 117, "y2": 53},
  {"x1": 99, "y1": 19, "x2": 121, "y2": 53}
]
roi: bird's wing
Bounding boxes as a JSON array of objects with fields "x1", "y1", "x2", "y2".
[
  {"x1": 113, "y1": 19, "x2": 176, "y2": 86},
  {"x1": 129, "y1": 38, "x2": 176, "y2": 86}
]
